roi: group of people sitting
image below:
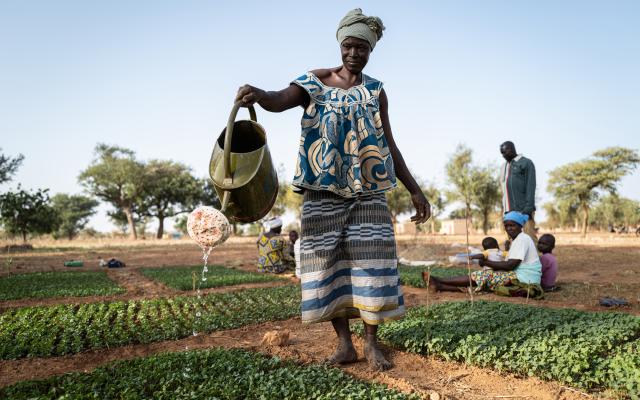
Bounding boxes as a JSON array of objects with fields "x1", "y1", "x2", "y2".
[
  {"x1": 424, "y1": 211, "x2": 558, "y2": 298},
  {"x1": 258, "y1": 211, "x2": 558, "y2": 299}
]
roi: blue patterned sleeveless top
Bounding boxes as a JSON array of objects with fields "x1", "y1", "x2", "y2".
[{"x1": 291, "y1": 72, "x2": 397, "y2": 198}]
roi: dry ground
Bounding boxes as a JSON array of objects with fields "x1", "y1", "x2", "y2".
[{"x1": 0, "y1": 233, "x2": 638, "y2": 398}]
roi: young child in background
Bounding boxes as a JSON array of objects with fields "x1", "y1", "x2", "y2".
[
  {"x1": 469, "y1": 237, "x2": 508, "y2": 292},
  {"x1": 538, "y1": 234, "x2": 558, "y2": 291}
]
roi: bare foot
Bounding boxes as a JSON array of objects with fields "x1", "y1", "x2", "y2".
[
  {"x1": 326, "y1": 341, "x2": 358, "y2": 365},
  {"x1": 421, "y1": 271, "x2": 440, "y2": 293},
  {"x1": 364, "y1": 341, "x2": 392, "y2": 371}
]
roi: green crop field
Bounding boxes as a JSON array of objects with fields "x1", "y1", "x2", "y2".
[
  {"x1": 0, "y1": 271, "x2": 124, "y2": 301},
  {"x1": 0, "y1": 347, "x2": 419, "y2": 399},
  {"x1": 140, "y1": 265, "x2": 282, "y2": 290},
  {"x1": 0, "y1": 285, "x2": 300, "y2": 360},
  {"x1": 354, "y1": 301, "x2": 640, "y2": 398},
  {"x1": 398, "y1": 264, "x2": 470, "y2": 288}
]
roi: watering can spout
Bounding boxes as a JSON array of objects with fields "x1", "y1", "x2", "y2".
[{"x1": 209, "y1": 102, "x2": 278, "y2": 223}]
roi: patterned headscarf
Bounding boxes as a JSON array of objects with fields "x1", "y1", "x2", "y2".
[
  {"x1": 503, "y1": 211, "x2": 529, "y2": 227},
  {"x1": 336, "y1": 8, "x2": 385, "y2": 50}
]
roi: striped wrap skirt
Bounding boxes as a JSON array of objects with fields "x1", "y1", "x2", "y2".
[{"x1": 299, "y1": 190, "x2": 405, "y2": 325}]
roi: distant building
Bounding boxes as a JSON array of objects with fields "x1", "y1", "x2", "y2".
[
  {"x1": 439, "y1": 219, "x2": 467, "y2": 235},
  {"x1": 395, "y1": 221, "x2": 417, "y2": 236}
]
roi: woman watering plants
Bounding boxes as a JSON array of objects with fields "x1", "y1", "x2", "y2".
[{"x1": 235, "y1": 8, "x2": 430, "y2": 371}]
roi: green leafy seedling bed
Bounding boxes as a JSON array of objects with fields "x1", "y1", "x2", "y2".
[
  {"x1": 140, "y1": 265, "x2": 282, "y2": 291},
  {"x1": 0, "y1": 347, "x2": 419, "y2": 399},
  {"x1": 353, "y1": 301, "x2": 640, "y2": 398},
  {"x1": 0, "y1": 271, "x2": 124, "y2": 301},
  {"x1": 0, "y1": 285, "x2": 300, "y2": 360}
]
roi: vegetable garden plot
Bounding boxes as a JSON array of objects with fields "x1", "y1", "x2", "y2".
[
  {"x1": 140, "y1": 265, "x2": 282, "y2": 290},
  {"x1": 0, "y1": 347, "x2": 419, "y2": 399},
  {"x1": 354, "y1": 301, "x2": 640, "y2": 398},
  {"x1": 398, "y1": 264, "x2": 469, "y2": 288},
  {"x1": 0, "y1": 271, "x2": 124, "y2": 301},
  {"x1": 0, "y1": 285, "x2": 300, "y2": 360}
]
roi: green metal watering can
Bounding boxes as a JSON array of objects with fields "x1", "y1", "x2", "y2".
[{"x1": 208, "y1": 102, "x2": 278, "y2": 223}]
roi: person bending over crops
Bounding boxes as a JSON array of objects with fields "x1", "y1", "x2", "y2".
[
  {"x1": 235, "y1": 8, "x2": 430, "y2": 371},
  {"x1": 424, "y1": 212, "x2": 542, "y2": 292}
]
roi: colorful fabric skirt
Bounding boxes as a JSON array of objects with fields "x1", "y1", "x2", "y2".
[
  {"x1": 471, "y1": 268, "x2": 517, "y2": 291},
  {"x1": 299, "y1": 190, "x2": 404, "y2": 325}
]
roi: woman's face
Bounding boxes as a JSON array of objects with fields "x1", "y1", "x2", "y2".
[
  {"x1": 504, "y1": 220, "x2": 522, "y2": 240},
  {"x1": 340, "y1": 37, "x2": 371, "y2": 74}
]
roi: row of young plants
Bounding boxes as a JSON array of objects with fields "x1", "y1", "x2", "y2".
[
  {"x1": 0, "y1": 347, "x2": 419, "y2": 399},
  {"x1": 353, "y1": 301, "x2": 640, "y2": 398},
  {"x1": 140, "y1": 265, "x2": 282, "y2": 291},
  {"x1": 0, "y1": 285, "x2": 300, "y2": 360},
  {"x1": 398, "y1": 264, "x2": 469, "y2": 288},
  {"x1": 0, "y1": 271, "x2": 124, "y2": 301}
]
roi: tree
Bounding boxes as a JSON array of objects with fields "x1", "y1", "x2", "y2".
[
  {"x1": 138, "y1": 160, "x2": 203, "y2": 239},
  {"x1": 0, "y1": 149, "x2": 24, "y2": 185},
  {"x1": 548, "y1": 147, "x2": 640, "y2": 237},
  {"x1": 51, "y1": 194, "x2": 99, "y2": 240},
  {"x1": 78, "y1": 144, "x2": 145, "y2": 239},
  {"x1": 0, "y1": 187, "x2": 59, "y2": 242},
  {"x1": 445, "y1": 145, "x2": 474, "y2": 228},
  {"x1": 421, "y1": 184, "x2": 445, "y2": 234},
  {"x1": 470, "y1": 167, "x2": 501, "y2": 234}
]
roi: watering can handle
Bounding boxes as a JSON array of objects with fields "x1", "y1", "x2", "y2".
[{"x1": 223, "y1": 102, "x2": 257, "y2": 184}]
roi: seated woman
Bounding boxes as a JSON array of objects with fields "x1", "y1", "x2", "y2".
[
  {"x1": 257, "y1": 217, "x2": 294, "y2": 274},
  {"x1": 424, "y1": 212, "x2": 542, "y2": 292}
]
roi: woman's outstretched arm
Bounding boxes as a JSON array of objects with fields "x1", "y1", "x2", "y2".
[
  {"x1": 379, "y1": 89, "x2": 431, "y2": 224},
  {"x1": 235, "y1": 84, "x2": 308, "y2": 112}
]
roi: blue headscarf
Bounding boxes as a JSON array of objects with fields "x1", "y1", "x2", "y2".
[{"x1": 503, "y1": 211, "x2": 529, "y2": 227}]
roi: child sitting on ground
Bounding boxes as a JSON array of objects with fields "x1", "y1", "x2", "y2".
[
  {"x1": 469, "y1": 237, "x2": 508, "y2": 292},
  {"x1": 537, "y1": 234, "x2": 558, "y2": 291}
]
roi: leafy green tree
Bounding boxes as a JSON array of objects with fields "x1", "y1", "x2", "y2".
[
  {"x1": 422, "y1": 184, "x2": 446, "y2": 234},
  {"x1": 0, "y1": 149, "x2": 24, "y2": 185},
  {"x1": 445, "y1": 145, "x2": 501, "y2": 234},
  {"x1": 174, "y1": 215, "x2": 188, "y2": 235},
  {"x1": 78, "y1": 144, "x2": 145, "y2": 239},
  {"x1": 0, "y1": 187, "x2": 59, "y2": 242},
  {"x1": 548, "y1": 147, "x2": 639, "y2": 237},
  {"x1": 138, "y1": 160, "x2": 203, "y2": 239},
  {"x1": 591, "y1": 195, "x2": 640, "y2": 231},
  {"x1": 51, "y1": 194, "x2": 99, "y2": 240},
  {"x1": 470, "y1": 167, "x2": 501, "y2": 234},
  {"x1": 445, "y1": 145, "x2": 474, "y2": 227}
]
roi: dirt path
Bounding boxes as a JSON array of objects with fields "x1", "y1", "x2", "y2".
[{"x1": 0, "y1": 317, "x2": 596, "y2": 399}]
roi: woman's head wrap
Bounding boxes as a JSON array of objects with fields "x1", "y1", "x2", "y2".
[
  {"x1": 263, "y1": 217, "x2": 283, "y2": 233},
  {"x1": 336, "y1": 8, "x2": 385, "y2": 50},
  {"x1": 503, "y1": 211, "x2": 529, "y2": 227}
]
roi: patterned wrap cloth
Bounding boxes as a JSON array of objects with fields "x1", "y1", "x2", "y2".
[
  {"x1": 291, "y1": 72, "x2": 397, "y2": 198},
  {"x1": 299, "y1": 190, "x2": 404, "y2": 325},
  {"x1": 257, "y1": 235, "x2": 293, "y2": 274}
]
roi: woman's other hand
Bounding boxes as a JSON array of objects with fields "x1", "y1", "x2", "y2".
[
  {"x1": 235, "y1": 84, "x2": 265, "y2": 106},
  {"x1": 409, "y1": 191, "x2": 431, "y2": 225}
]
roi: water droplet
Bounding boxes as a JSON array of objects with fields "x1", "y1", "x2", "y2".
[{"x1": 196, "y1": 311, "x2": 201, "y2": 317}]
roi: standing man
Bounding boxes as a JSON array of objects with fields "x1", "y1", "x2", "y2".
[{"x1": 499, "y1": 141, "x2": 537, "y2": 244}]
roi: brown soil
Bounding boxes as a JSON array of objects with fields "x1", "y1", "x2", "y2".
[
  {"x1": 0, "y1": 234, "x2": 637, "y2": 398},
  {"x1": 0, "y1": 317, "x2": 595, "y2": 399}
]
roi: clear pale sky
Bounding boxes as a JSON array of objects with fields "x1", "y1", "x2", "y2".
[{"x1": 1, "y1": 1, "x2": 639, "y2": 232}]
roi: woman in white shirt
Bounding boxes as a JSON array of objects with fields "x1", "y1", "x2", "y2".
[{"x1": 423, "y1": 212, "x2": 541, "y2": 291}]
